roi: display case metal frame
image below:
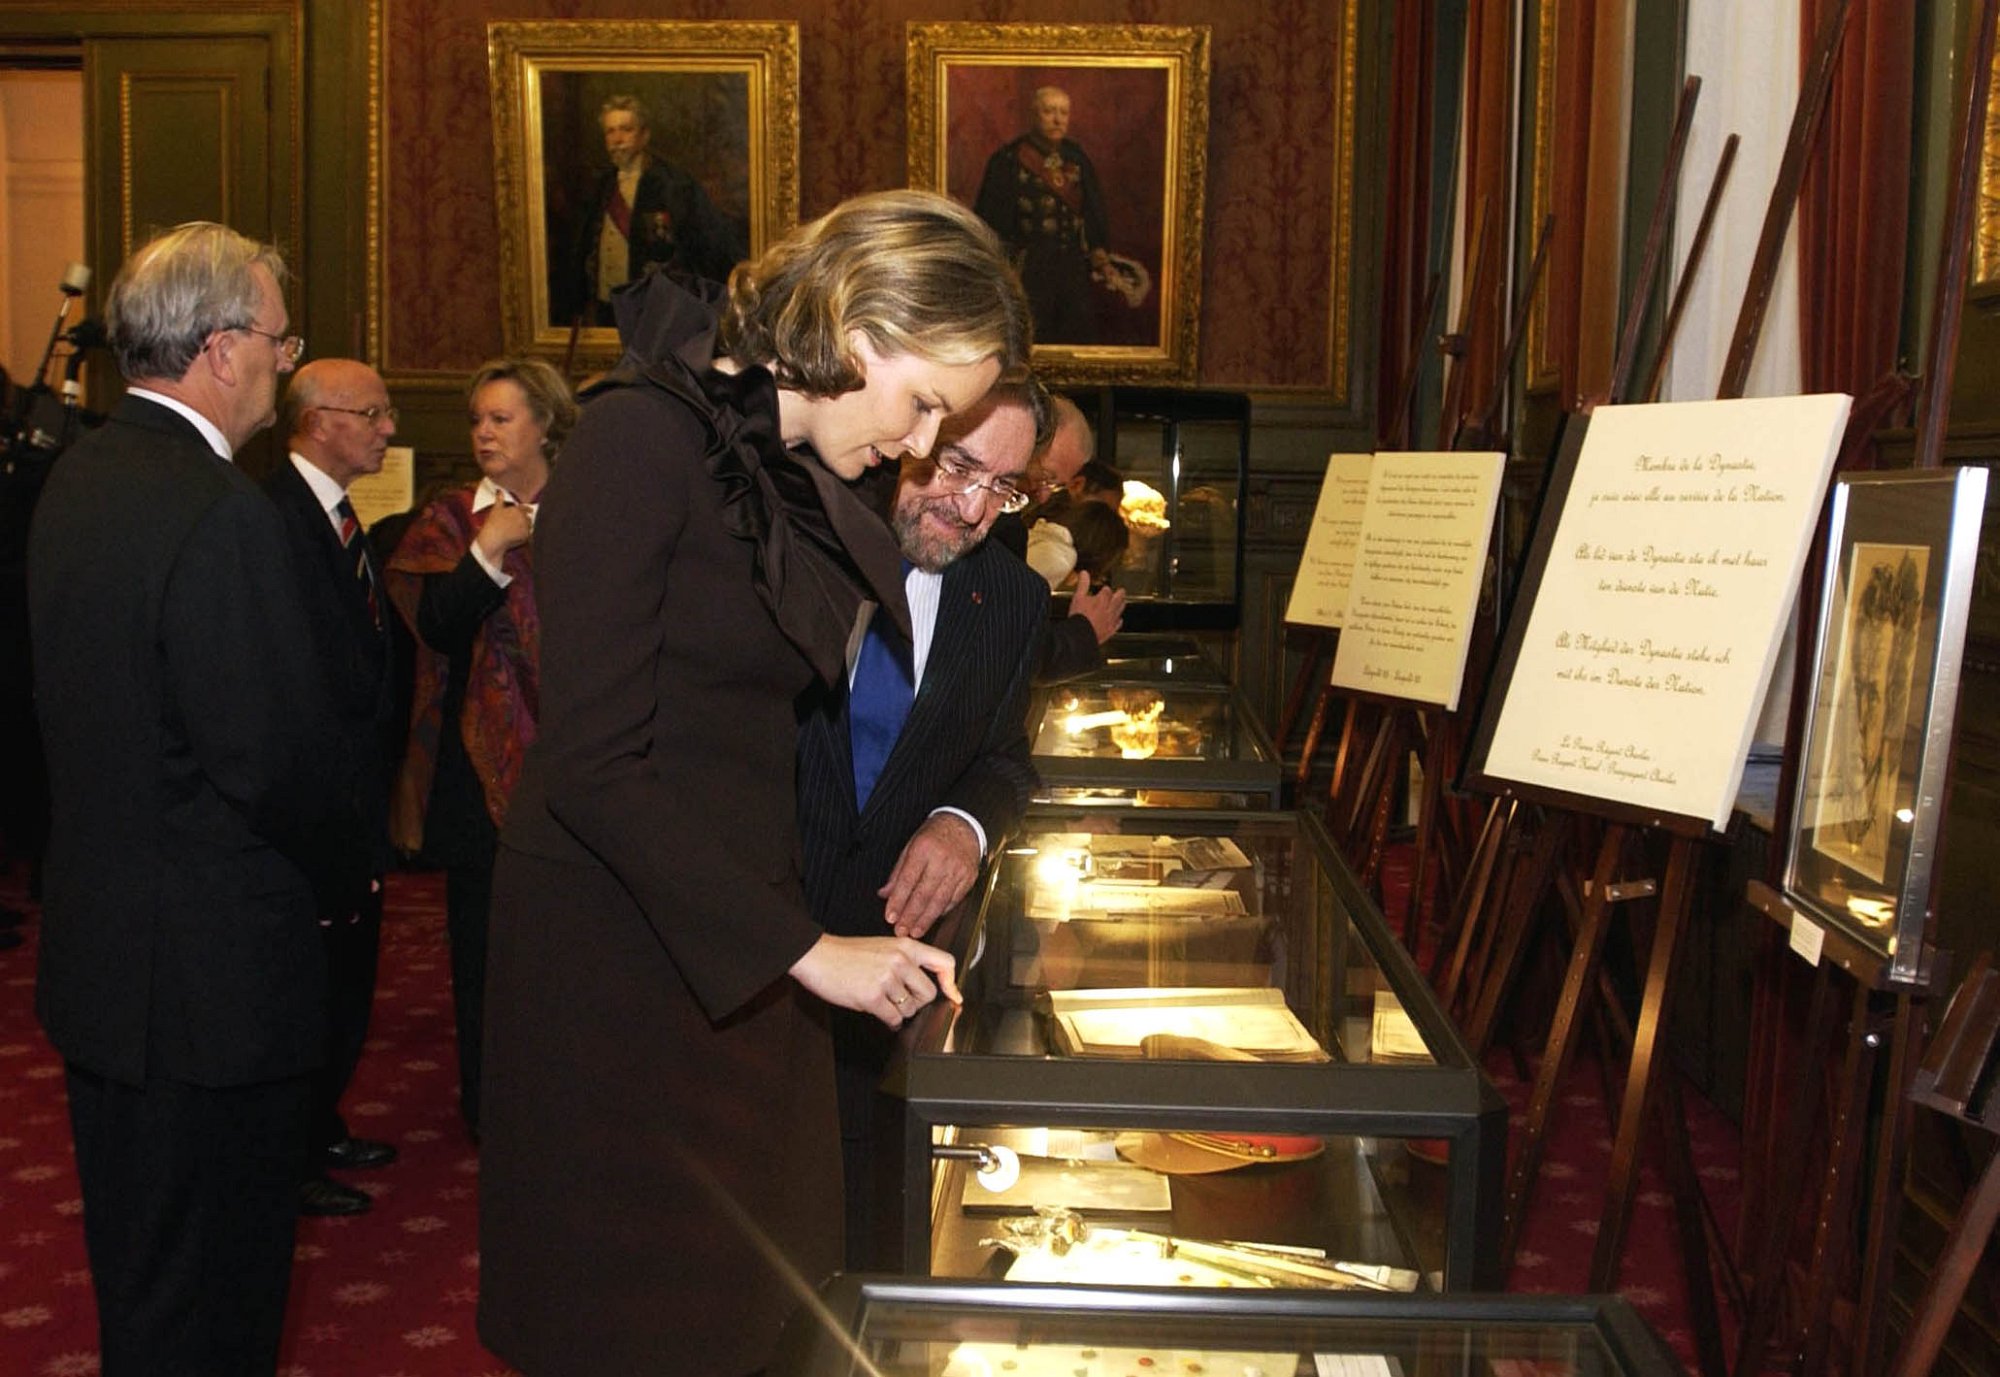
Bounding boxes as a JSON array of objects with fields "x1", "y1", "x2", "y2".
[
  {"x1": 1058, "y1": 386, "x2": 1250, "y2": 632},
  {"x1": 1029, "y1": 671, "x2": 1284, "y2": 809},
  {"x1": 897, "y1": 808, "x2": 1505, "y2": 1291},
  {"x1": 773, "y1": 1275, "x2": 1685, "y2": 1376}
]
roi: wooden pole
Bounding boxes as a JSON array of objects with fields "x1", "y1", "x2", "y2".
[
  {"x1": 1643, "y1": 135, "x2": 1739, "y2": 403},
  {"x1": 1715, "y1": 0, "x2": 1854, "y2": 399},
  {"x1": 1911, "y1": 0, "x2": 1999, "y2": 469},
  {"x1": 1606, "y1": 75, "x2": 1703, "y2": 405}
]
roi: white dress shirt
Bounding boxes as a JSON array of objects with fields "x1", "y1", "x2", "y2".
[{"x1": 128, "y1": 387, "x2": 231, "y2": 461}]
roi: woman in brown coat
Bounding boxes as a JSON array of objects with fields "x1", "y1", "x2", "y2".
[{"x1": 478, "y1": 191, "x2": 1032, "y2": 1376}]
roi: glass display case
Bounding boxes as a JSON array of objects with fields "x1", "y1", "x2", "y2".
[
  {"x1": 897, "y1": 811, "x2": 1504, "y2": 1293},
  {"x1": 1029, "y1": 676, "x2": 1282, "y2": 810},
  {"x1": 1057, "y1": 387, "x2": 1250, "y2": 632},
  {"x1": 773, "y1": 1277, "x2": 1684, "y2": 1377},
  {"x1": 1092, "y1": 632, "x2": 1232, "y2": 687}
]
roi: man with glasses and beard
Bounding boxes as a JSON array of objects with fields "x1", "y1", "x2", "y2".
[{"x1": 795, "y1": 381, "x2": 1050, "y2": 1271}]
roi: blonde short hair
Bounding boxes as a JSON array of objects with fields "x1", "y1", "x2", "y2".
[
  {"x1": 718, "y1": 189, "x2": 1032, "y2": 397},
  {"x1": 468, "y1": 356, "x2": 579, "y2": 452}
]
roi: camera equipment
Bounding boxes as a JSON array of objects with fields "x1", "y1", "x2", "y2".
[{"x1": 2, "y1": 263, "x2": 106, "y2": 562}]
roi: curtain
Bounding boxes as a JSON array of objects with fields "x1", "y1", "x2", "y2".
[
  {"x1": 1532, "y1": 0, "x2": 1632, "y2": 409},
  {"x1": 1665, "y1": 0, "x2": 1803, "y2": 403},
  {"x1": 1375, "y1": 1, "x2": 1438, "y2": 447},
  {"x1": 1796, "y1": 0, "x2": 1916, "y2": 466}
]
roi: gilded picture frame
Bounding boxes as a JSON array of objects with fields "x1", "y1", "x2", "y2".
[
  {"x1": 908, "y1": 23, "x2": 1209, "y2": 384},
  {"x1": 1784, "y1": 467, "x2": 1990, "y2": 986},
  {"x1": 487, "y1": 20, "x2": 798, "y2": 367},
  {"x1": 1975, "y1": 33, "x2": 2000, "y2": 300}
]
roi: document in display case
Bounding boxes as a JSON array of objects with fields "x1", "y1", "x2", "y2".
[
  {"x1": 898, "y1": 810, "x2": 1505, "y2": 1292},
  {"x1": 772, "y1": 1277, "x2": 1687, "y2": 1377}
]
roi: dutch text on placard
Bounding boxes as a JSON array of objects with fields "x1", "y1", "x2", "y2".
[{"x1": 1480, "y1": 396, "x2": 1849, "y2": 828}]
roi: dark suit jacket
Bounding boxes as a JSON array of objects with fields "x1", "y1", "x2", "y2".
[
  {"x1": 573, "y1": 157, "x2": 746, "y2": 311},
  {"x1": 796, "y1": 538, "x2": 1046, "y2": 944},
  {"x1": 988, "y1": 509, "x2": 1107, "y2": 685},
  {"x1": 263, "y1": 457, "x2": 396, "y2": 882},
  {"x1": 28, "y1": 395, "x2": 349, "y2": 1087}
]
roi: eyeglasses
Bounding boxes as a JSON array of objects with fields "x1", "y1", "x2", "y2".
[
  {"x1": 929, "y1": 449, "x2": 1029, "y2": 514},
  {"x1": 234, "y1": 324, "x2": 306, "y2": 364},
  {"x1": 316, "y1": 403, "x2": 399, "y2": 425}
]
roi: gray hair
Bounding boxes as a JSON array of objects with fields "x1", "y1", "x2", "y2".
[
  {"x1": 107, "y1": 222, "x2": 287, "y2": 382},
  {"x1": 599, "y1": 94, "x2": 649, "y2": 132}
]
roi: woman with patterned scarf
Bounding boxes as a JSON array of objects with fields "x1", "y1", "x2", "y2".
[{"x1": 385, "y1": 355, "x2": 575, "y2": 1139}]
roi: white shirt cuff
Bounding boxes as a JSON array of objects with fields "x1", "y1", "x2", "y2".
[
  {"x1": 470, "y1": 539, "x2": 513, "y2": 587},
  {"x1": 930, "y1": 806, "x2": 987, "y2": 858}
]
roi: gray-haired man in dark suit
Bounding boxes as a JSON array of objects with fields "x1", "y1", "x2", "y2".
[{"x1": 29, "y1": 222, "x2": 356, "y2": 1376}]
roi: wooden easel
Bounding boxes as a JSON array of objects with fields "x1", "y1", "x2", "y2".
[
  {"x1": 1452, "y1": 49, "x2": 1870, "y2": 1371},
  {"x1": 1272, "y1": 270, "x2": 1442, "y2": 787},
  {"x1": 1892, "y1": 954, "x2": 2000, "y2": 1377},
  {"x1": 1731, "y1": 1, "x2": 1992, "y2": 1370},
  {"x1": 1423, "y1": 72, "x2": 1725, "y2": 1040}
]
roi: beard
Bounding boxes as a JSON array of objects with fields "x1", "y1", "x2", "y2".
[{"x1": 893, "y1": 496, "x2": 984, "y2": 573}]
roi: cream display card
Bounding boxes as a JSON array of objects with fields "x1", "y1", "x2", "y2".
[
  {"x1": 1479, "y1": 395, "x2": 1849, "y2": 829},
  {"x1": 345, "y1": 446, "x2": 415, "y2": 530},
  {"x1": 1328, "y1": 451, "x2": 1506, "y2": 709},
  {"x1": 1284, "y1": 452, "x2": 1375, "y2": 627}
]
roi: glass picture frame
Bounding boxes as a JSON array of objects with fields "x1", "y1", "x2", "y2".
[{"x1": 1783, "y1": 466, "x2": 1989, "y2": 985}]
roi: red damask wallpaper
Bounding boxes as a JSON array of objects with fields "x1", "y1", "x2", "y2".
[{"x1": 382, "y1": 0, "x2": 1345, "y2": 389}]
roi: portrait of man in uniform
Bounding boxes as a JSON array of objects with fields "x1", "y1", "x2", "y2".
[
  {"x1": 912, "y1": 24, "x2": 1209, "y2": 384},
  {"x1": 954, "y1": 70, "x2": 1167, "y2": 351},
  {"x1": 972, "y1": 85, "x2": 1134, "y2": 345}
]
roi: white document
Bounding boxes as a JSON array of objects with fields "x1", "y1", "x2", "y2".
[
  {"x1": 1285, "y1": 452, "x2": 1375, "y2": 627},
  {"x1": 1480, "y1": 395, "x2": 1849, "y2": 829},
  {"x1": 1329, "y1": 451, "x2": 1506, "y2": 709}
]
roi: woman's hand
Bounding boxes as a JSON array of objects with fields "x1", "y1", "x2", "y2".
[
  {"x1": 476, "y1": 502, "x2": 534, "y2": 562},
  {"x1": 788, "y1": 933, "x2": 962, "y2": 1029}
]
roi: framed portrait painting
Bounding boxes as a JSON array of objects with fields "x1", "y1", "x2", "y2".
[
  {"x1": 1784, "y1": 467, "x2": 1989, "y2": 986},
  {"x1": 487, "y1": 21, "x2": 798, "y2": 367},
  {"x1": 908, "y1": 23, "x2": 1210, "y2": 384}
]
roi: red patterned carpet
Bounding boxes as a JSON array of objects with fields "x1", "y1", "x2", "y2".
[{"x1": 0, "y1": 862, "x2": 1738, "y2": 1376}]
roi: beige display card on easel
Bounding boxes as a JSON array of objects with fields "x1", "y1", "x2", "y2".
[
  {"x1": 1328, "y1": 451, "x2": 1506, "y2": 710},
  {"x1": 1479, "y1": 395, "x2": 1849, "y2": 830},
  {"x1": 1283, "y1": 452, "x2": 1375, "y2": 627},
  {"x1": 345, "y1": 446, "x2": 415, "y2": 530}
]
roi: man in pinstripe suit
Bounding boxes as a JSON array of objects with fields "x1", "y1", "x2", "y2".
[{"x1": 796, "y1": 382, "x2": 1049, "y2": 1271}]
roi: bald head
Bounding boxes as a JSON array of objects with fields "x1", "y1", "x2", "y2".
[
  {"x1": 1031, "y1": 395, "x2": 1093, "y2": 500},
  {"x1": 284, "y1": 358, "x2": 396, "y2": 489}
]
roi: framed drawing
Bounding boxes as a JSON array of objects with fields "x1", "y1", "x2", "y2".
[
  {"x1": 487, "y1": 21, "x2": 798, "y2": 367},
  {"x1": 1783, "y1": 467, "x2": 1989, "y2": 986},
  {"x1": 907, "y1": 23, "x2": 1210, "y2": 384}
]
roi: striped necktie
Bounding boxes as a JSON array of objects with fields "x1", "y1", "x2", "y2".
[{"x1": 335, "y1": 496, "x2": 382, "y2": 630}]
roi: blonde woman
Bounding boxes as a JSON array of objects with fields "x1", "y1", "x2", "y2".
[
  {"x1": 384, "y1": 356, "x2": 576, "y2": 1139},
  {"x1": 480, "y1": 191, "x2": 1031, "y2": 1376}
]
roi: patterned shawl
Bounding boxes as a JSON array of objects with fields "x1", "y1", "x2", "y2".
[{"x1": 384, "y1": 486, "x2": 541, "y2": 851}]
